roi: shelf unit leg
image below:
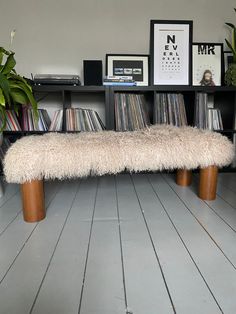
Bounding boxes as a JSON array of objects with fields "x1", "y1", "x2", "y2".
[
  {"x1": 21, "y1": 180, "x2": 45, "y2": 222},
  {"x1": 199, "y1": 166, "x2": 218, "y2": 201},
  {"x1": 176, "y1": 169, "x2": 192, "y2": 186}
]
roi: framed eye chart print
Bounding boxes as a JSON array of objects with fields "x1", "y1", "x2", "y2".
[
  {"x1": 192, "y1": 43, "x2": 223, "y2": 86},
  {"x1": 150, "y1": 20, "x2": 193, "y2": 85}
]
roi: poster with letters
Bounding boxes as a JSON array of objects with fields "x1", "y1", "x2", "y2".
[
  {"x1": 150, "y1": 20, "x2": 192, "y2": 85},
  {"x1": 192, "y1": 43, "x2": 223, "y2": 86}
]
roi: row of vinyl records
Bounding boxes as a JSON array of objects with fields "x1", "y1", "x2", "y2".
[
  {"x1": 1, "y1": 93, "x2": 227, "y2": 132},
  {"x1": 195, "y1": 93, "x2": 223, "y2": 130},
  {"x1": 3, "y1": 108, "x2": 105, "y2": 132},
  {"x1": 114, "y1": 92, "x2": 224, "y2": 131}
]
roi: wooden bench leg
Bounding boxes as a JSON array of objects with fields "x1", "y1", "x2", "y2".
[
  {"x1": 21, "y1": 180, "x2": 45, "y2": 222},
  {"x1": 176, "y1": 169, "x2": 192, "y2": 186},
  {"x1": 199, "y1": 166, "x2": 218, "y2": 201}
]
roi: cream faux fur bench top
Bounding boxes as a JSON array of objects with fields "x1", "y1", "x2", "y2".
[
  {"x1": 3, "y1": 125, "x2": 235, "y2": 223},
  {"x1": 4, "y1": 125, "x2": 234, "y2": 184}
]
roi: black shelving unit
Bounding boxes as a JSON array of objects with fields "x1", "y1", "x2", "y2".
[{"x1": 3, "y1": 84, "x2": 236, "y2": 172}]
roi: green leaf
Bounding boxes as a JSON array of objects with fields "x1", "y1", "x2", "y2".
[
  {"x1": 225, "y1": 22, "x2": 236, "y2": 29},
  {"x1": 1, "y1": 53, "x2": 16, "y2": 75},
  {"x1": 0, "y1": 89, "x2": 5, "y2": 106},
  {"x1": 225, "y1": 38, "x2": 236, "y2": 58},
  {"x1": 0, "y1": 47, "x2": 11, "y2": 56},
  {"x1": 9, "y1": 81, "x2": 38, "y2": 120},
  {"x1": 10, "y1": 88, "x2": 28, "y2": 105},
  {"x1": 0, "y1": 73, "x2": 10, "y2": 104},
  {"x1": 0, "y1": 105, "x2": 7, "y2": 132},
  {"x1": 9, "y1": 74, "x2": 32, "y2": 91}
]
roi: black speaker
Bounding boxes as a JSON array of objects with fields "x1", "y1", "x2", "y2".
[{"x1": 83, "y1": 60, "x2": 103, "y2": 86}]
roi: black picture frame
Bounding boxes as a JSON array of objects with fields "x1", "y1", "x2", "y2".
[
  {"x1": 192, "y1": 42, "x2": 224, "y2": 86},
  {"x1": 224, "y1": 50, "x2": 233, "y2": 72},
  {"x1": 106, "y1": 54, "x2": 149, "y2": 86},
  {"x1": 150, "y1": 20, "x2": 193, "y2": 86}
]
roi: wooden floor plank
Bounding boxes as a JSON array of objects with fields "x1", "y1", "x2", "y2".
[
  {"x1": 0, "y1": 180, "x2": 18, "y2": 207},
  {"x1": 165, "y1": 174, "x2": 236, "y2": 268},
  {"x1": 132, "y1": 174, "x2": 222, "y2": 314},
  {"x1": 0, "y1": 180, "x2": 60, "y2": 284},
  {"x1": 191, "y1": 175, "x2": 236, "y2": 232},
  {"x1": 0, "y1": 181, "x2": 79, "y2": 314},
  {"x1": 116, "y1": 174, "x2": 174, "y2": 314},
  {"x1": 0, "y1": 179, "x2": 62, "y2": 285},
  {"x1": 0, "y1": 180, "x2": 59, "y2": 235},
  {"x1": 31, "y1": 178, "x2": 98, "y2": 314},
  {"x1": 80, "y1": 176, "x2": 125, "y2": 314},
  {"x1": 150, "y1": 174, "x2": 236, "y2": 314},
  {"x1": 216, "y1": 183, "x2": 236, "y2": 209}
]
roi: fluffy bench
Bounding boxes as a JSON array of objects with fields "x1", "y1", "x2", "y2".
[{"x1": 3, "y1": 125, "x2": 234, "y2": 222}]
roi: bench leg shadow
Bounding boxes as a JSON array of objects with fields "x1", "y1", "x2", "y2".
[{"x1": 21, "y1": 180, "x2": 46, "y2": 223}]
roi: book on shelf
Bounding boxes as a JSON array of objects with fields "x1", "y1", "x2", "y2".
[
  {"x1": 22, "y1": 108, "x2": 51, "y2": 131},
  {"x1": 49, "y1": 110, "x2": 63, "y2": 131},
  {"x1": 103, "y1": 76, "x2": 136, "y2": 86},
  {"x1": 66, "y1": 108, "x2": 105, "y2": 132},
  {"x1": 194, "y1": 93, "x2": 223, "y2": 131},
  {"x1": 0, "y1": 137, "x2": 11, "y2": 162},
  {"x1": 114, "y1": 93, "x2": 150, "y2": 131},
  {"x1": 153, "y1": 93, "x2": 187, "y2": 127},
  {"x1": 2, "y1": 110, "x2": 22, "y2": 131}
]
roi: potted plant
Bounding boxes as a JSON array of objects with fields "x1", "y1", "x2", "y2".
[
  {"x1": 0, "y1": 46, "x2": 37, "y2": 133},
  {"x1": 225, "y1": 8, "x2": 236, "y2": 86}
]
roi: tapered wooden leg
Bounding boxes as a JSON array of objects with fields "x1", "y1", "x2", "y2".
[
  {"x1": 199, "y1": 166, "x2": 218, "y2": 200},
  {"x1": 176, "y1": 169, "x2": 192, "y2": 186},
  {"x1": 21, "y1": 180, "x2": 45, "y2": 222}
]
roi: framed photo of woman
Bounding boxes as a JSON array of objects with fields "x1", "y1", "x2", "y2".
[{"x1": 192, "y1": 43, "x2": 224, "y2": 86}]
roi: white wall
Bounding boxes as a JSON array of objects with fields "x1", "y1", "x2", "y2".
[{"x1": 0, "y1": 0, "x2": 235, "y2": 78}]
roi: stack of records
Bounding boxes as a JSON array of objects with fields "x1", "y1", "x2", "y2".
[
  {"x1": 194, "y1": 93, "x2": 209, "y2": 129},
  {"x1": 66, "y1": 108, "x2": 105, "y2": 132},
  {"x1": 103, "y1": 76, "x2": 136, "y2": 86},
  {"x1": 115, "y1": 93, "x2": 150, "y2": 131},
  {"x1": 153, "y1": 93, "x2": 187, "y2": 126},
  {"x1": 194, "y1": 93, "x2": 224, "y2": 131},
  {"x1": 22, "y1": 108, "x2": 51, "y2": 131},
  {"x1": 208, "y1": 109, "x2": 223, "y2": 131},
  {"x1": 49, "y1": 110, "x2": 63, "y2": 131},
  {"x1": 3, "y1": 111, "x2": 21, "y2": 131}
]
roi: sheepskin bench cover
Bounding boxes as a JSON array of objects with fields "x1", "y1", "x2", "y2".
[
  {"x1": 4, "y1": 125, "x2": 234, "y2": 183},
  {"x1": 3, "y1": 125, "x2": 234, "y2": 222}
]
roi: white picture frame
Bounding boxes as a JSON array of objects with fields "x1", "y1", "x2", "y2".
[{"x1": 192, "y1": 43, "x2": 223, "y2": 86}]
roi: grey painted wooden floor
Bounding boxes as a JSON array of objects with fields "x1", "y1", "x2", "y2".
[{"x1": 0, "y1": 173, "x2": 236, "y2": 314}]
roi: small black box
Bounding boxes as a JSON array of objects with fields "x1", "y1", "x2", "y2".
[{"x1": 83, "y1": 60, "x2": 103, "y2": 86}]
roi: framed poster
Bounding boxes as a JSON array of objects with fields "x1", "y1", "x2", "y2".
[
  {"x1": 192, "y1": 43, "x2": 223, "y2": 86},
  {"x1": 150, "y1": 20, "x2": 193, "y2": 85},
  {"x1": 106, "y1": 54, "x2": 149, "y2": 86}
]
